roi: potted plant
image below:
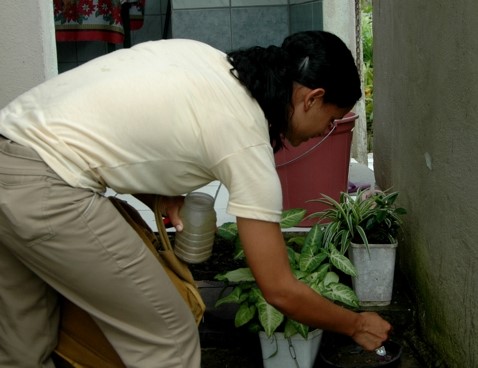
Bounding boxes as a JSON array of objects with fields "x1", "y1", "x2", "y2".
[
  {"x1": 214, "y1": 209, "x2": 359, "y2": 368},
  {"x1": 308, "y1": 189, "x2": 407, "y2": 306}
]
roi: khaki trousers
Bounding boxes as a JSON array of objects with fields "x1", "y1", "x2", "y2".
[{"x1": 0, "y1": 137, "x2": 200, "y2": 368}]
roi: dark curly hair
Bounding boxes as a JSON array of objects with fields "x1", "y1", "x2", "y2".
[{"x1": 227, "y1": 31, "x2": 361, "y2": 152}]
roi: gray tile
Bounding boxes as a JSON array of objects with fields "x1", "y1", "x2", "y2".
[
  {"x1": 171, "y1": 8, "x2": 231, "y2": 51},
  {"x1": 289, "y1": 0, "x2": 313, "y2": 4},
  {"x1": 109, "y1": 43, "x2": 122, "y2": 52},
  {"x1": 58, "y1": 62, "x2": 78, "y2": 74},
  {"x1": 172, "y1": 0, "x2": 230, "y2": 10},
  {"x1": 161, "y1": 0, "x2": 170, "y2": 14},
  {"x1": 232, "y1": 0, "x2": 287, "y2": 6},
  {"x1": 162, "y1": 13, "x2": 172, "y2": 39},
  {"x1": 76, "y1": 41, "x2": 109, "y2": 62},
  {"x1": 231, "y1": 6, "x2": 289, "y2": 49},
  {"x1": 132, "y1": 15, "x2": 163, "y2": 44},
  {"x1": 56, "y1": 42, "x2": 77, "y2": 63},
  {"x1": 290, "y1": 1, "x2": 323, "y2": 34},
  {"x1": 145, "y1": 0, "x2": 162, "y2": 15}
]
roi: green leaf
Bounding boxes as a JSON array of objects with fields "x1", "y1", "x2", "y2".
[
  {"x1": 216, "y1": 222, "x2": 238, "y2": 240},
  {"x1": 314, "y1": 263, "x2": 330, "y2": 283},
  {"x1": 300, "y1": 251, "x2": 328, "y2": 273},
  {"x1": 286, "y1": 235, "x2": 306, "y2": 247},
  {"x1": 286, "y1": 247, "x2": 299, "y2": 269},
  {"x1": 247, "y1": 322, "x2": 262, "y2": 334},
  {"x1": 355, "y1": 225, "x2": 370, "y2": 249},
  {"x1": 323, "y1": 271, "x2": 339, "y2": 286},
  {"x1": 233, "y1": 237, "x2": 245, "y2": 260},
  {"x1": 299, "y1": 225, "x2": 326, "y2": 272},
  {"x1": 303, "y1": 224, "x2": 324, "y2": 251},
  {"x1": 339, "y1": 229, "x2": 352, "y2": 253},
  {"x1": 284, "y1": 319, "x2": 298, "y2": 338},
  {"x1": 323, "y1": 222, "x2": 339, "y2": 246},
  {"x1": 215, "y1": 268, "x2": 255, "y2": 282},
  {"x1": 215, "y1": 286, "x2": 245, "y2": 307},
  {"x1": 329, "y1": 247, "x2": 357, "y2": 277},
  {"x1": 395, "y1": 207, "x2": 407, "y2": 215},
  {"x1": 322, "y1": 283, "x2": 359, "y2": 308},
  {"x1": 314, "y1": 280, "x2": 326, "y2": 295},
  {"x1": 285, "y1": 319, "x2": 309, "y2": 339},
  {"x1": 293, "y1": 269, "x2": 309, "y2": 281},
  {"x1": 280, "y1": 208, "x2": 307, "y2": 228},
  {"x1": 383, "y1": 191, "x2": 399, "y2": 204},
  {"x1": 252, "y1": 288, "x2": 284, "y2": 337},
  {"x1": 234, "y1": 303, "x2": 256, "y2": 327}
]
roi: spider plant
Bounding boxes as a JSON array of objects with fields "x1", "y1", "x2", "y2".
[{"x1": 307, "y1": 189, "x2": 407, "y2": 253}]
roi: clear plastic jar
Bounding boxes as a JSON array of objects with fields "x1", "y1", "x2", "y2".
[{"x1": 174, "y1": 192, "x2": 217, "y2": 264}]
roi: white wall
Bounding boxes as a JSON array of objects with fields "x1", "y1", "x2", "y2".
[
  {"x1": 322, "y1": 0, "x2": 368, "y2": 164},
  {"x1": 322, "y1": 0, "x2": 355, "y2": 50},
  {"x1": 0, "y1": 1, "x2": 57, "y2": 108}
]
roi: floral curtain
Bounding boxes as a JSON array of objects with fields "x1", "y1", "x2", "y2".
[{"x1": 54, "y1": 0, "x2": 146, "y2": 44}]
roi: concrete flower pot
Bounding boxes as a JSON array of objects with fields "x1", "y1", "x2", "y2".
[
  {"x1": 349, "y1": 242, "x2": 398, "y2": 306},
  {"x1": 259, "y1": 329, "x2": 323, "y2": 368}
]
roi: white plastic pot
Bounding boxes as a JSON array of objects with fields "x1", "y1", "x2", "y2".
[
  {"x1": 349, "y1": 242, "x2": 398, "y2": 306},
  {"x1": 258, "y1": 329, "x2": 323, "y2": 368}
]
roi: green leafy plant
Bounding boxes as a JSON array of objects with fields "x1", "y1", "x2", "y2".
[
  {"x1": 214, "y1": 209, "x2": 359, "y2": 339},
  {"x1": 307, "y1": 189, "x2": 407, "y2": 253}
]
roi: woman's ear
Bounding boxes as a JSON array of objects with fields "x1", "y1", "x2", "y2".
[{"x1": 304, "y1": 88, "x2": 325, "y2": 111}]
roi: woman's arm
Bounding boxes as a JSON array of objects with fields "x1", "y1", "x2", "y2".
[{"x1": 236, "y1": 217, "x2": 392, "y2": 351}]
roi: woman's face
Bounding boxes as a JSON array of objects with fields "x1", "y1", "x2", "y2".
[{"x1": 286, "y1": 85, "x2": 351, "y2": 147}]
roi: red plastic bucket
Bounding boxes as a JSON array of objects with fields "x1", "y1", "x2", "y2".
[{"x1": 274, "y1": 112, "x2": 357, "y2": 227}]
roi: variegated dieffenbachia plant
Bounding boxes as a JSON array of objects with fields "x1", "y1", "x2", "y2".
[{"x1": 214, "y1": 208, "x2": 359, "y2": 339}]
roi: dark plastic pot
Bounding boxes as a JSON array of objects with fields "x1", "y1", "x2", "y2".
[{"x1": 319, "y1": 335, "x2": 402, "y2": 368}]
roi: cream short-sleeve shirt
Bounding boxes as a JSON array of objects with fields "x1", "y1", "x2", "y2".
[{"x1": 0, "y1": 39, "x2": 282, "y2": 222}]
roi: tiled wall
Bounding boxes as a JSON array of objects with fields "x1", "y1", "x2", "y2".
[
  {"x1": 56, "y1": 0, "x2": 323, "y2": 70},
  {"x1": 290, "y1": 0, "x2": 323, "y2": 34},
  {"x1": 170, "y1": 0, "x2": 290, "y2": 51},
  {"x1": 170, "y1": 0, "x2": 322, "y2": 52}
]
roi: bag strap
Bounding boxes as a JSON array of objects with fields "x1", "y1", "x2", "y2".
[
  {"x1": 109, "y1": 196, "x2": 205, "y2": 325},
  {"x1": 109, "y1": 197, "x2": 161, "y2": 261},
  {"x1": 152, "y1": 197, "x2": 198, "y2": 286},
  {"x1": 109, "y1": 196, "x2": 196, "y2": 284},
  {"x1": 153, "y1": 196, "x2": 173, "y2": 252}
]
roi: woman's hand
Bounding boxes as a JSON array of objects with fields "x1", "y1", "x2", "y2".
[
  {"x1": 156, "y1": 195, "x2": 185, "y2": 232},
  {"x1": 351, "y1": 312, "x2": 392, "y2": 351},
  {"x1": 133, "y1": 194, "x2": 185, "y2": 231}
]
